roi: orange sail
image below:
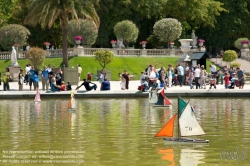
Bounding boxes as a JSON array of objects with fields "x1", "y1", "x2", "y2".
[{"x1": 155, "y1": 113, "x2": 177, "y2": 137}]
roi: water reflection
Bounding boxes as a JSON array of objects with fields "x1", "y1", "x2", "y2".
[{"x1": 0, "y1": 98, "x2": 249, "y2": 165}]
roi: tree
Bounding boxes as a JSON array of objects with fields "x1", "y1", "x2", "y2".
[
  {"x1": 114, "y1": 20, "x2": 139, "y2": 45},
  {"x1": 68, "y1": 19, "x2": 98, "y2": 46},
  {"x1": 222, "y1": 50, "x2": 238, "y2": 63},
  {"x1": 153, "y1": 18, "x2": 182, "y2": 45},
  {"x1": 0, "y1": 24, "x2": 30, "y2": 50},
  {"x1": 94, "y1": 50, "x2": 114, "y2": 69},
  {"x1": 25, "y1": 47, "x2": 46, "y2": 69},
  {"x1": 24, "y1": 0, "x2": 99, "y2": 67}
]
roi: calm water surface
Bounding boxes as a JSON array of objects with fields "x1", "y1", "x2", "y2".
[{"x1": 0, "y1": 98, "x2": 249, "y2": 166}]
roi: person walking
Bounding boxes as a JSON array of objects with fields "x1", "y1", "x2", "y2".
[{"x1": 194, "y1": 66, "x2": 201, "y2": 89}]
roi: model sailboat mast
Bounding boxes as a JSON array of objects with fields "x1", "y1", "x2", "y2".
[{"x1": 155, "y1": 96, "x2": 209, "y2": 143}]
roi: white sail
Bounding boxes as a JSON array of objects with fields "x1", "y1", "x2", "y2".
[
  {"x1": 71, "y1": 97, "x2": 76, "y2": 109},
  {"x1": 179, "y1": 103, "x2": 205, "y2": 136},
  {"x1": 179, "y1": 149, "x2": 205, "y2": 166}
]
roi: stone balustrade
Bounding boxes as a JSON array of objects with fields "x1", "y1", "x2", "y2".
[{"x1": 0, "y1": 47, "x2": 196, "y2": 60}]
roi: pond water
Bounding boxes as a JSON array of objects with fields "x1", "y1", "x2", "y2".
[{"x1": 0, "y1": 98, "x2": 249, "y2": 166}]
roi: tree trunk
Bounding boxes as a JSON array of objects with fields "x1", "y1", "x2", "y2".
[{"x1": 61, "y1": 19, "x2": 68, "y2": 67}]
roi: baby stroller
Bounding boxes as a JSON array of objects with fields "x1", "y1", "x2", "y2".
[{"x1": 228, "y1": 81, "x2": 235, "y2": 89}]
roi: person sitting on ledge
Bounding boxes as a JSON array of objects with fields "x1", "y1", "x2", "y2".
[
  {"x1": 75, "y1": 78, "x2": 97, "y2": 91},
  {"x1": 66, "y1": 81, "x2": 72, "y2": 91},
  {"x1": 100, "y1": 78, "x2": 110, "y2": 91},
  {"x1": 51, "y1": 76, "x2": 60, "y2": 91}
]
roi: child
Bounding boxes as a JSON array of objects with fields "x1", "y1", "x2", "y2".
[
  {"x1": 209, "y1": 76, "x2": 216, "y2": 89},
  {"x1": 223, "y1": 72, "x2": 230, "y2": 89},
  {"x1": 229, "y1": 73, "x2": 237, "y2": 89},
  {"x1": 188, "y1": 70, "x2": 194, "y2": 89},
  {"x1": 60, "y1": 81, "x2": 66, "y2": 91},
  {"x1": 87, "y1": 72, "x2": 92, "y2": 81},
  {"x1": 66, "y1": 81, "x2": 72, "y2": 90},
  {"x1": 173, "y1": 74, "x2": 178, "y2": 86},
  {"x1": 121, "y1": 76, "x2": 126, "y2": 90}
]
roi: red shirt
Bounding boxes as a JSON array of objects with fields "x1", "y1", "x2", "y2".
[{"x1": 224, "y1": 75, "x2": 230, "y2": 84}]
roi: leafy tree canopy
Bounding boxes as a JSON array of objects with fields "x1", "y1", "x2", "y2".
[
  {"x1": 94, "y1": 50, "x2": 114, "y2": 69},
  {"x1": 0, "y1": 24, "x2": 30, "y2": 50},
  {"x1": 114, "y1": 20, "x2": 139, "y2": 44},
  {"x1": 68, "y1": 19, "x2": 98, "y2": 46},
  {"x1": 222, "y1": 50, "x2": 238, "y2": 63},
  {"x1": 25, "y1": 47, "x2": 46, "y2": 69}
]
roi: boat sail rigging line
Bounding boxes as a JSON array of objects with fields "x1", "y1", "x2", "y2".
[{"x1": 155, "y1": 96, "x2": 209, "y2": 144}]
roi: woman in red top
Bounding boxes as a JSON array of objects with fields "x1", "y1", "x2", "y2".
[{"x1": 223, "y1": 72, "x2": 230, "y2": 89}]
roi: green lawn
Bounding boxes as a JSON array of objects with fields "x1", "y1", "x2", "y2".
[{"x1": 1, "y1": 57, "x2": 214, "y2": 80}]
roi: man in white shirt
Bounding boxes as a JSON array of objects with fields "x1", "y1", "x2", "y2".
[
  {"x1": 194, "y1": 66, "x2": 201, "y2": 89},
  {"x1": 210, "y1": 64, "x2": 216, "y2": 74},
  {"x1": 25, "y1": 64, "x2": 31, "y2": 84},
  {"x1": 46, "y1": 64, "x2": 52, "y2": 73},
  {"x1": 184, "y1": 63, "x2": 189, "y2": 85},
  {"x1": 78, "y1": 64, "x2": 82, "y2": 81},
  {"x1": 177, "y1": 64, "x2": 184, "y2": 87}
]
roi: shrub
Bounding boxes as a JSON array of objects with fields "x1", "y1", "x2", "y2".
[
  {"x1": 234, "y1": 38, "x2": 249, "y2": 49},
  {"x1": 94, "y1": 50, "x2": 114, "y2": 69},
  {"x1": 230, "y1": 62, "x2": 241, "y2": 69},
  {"x1": 68, "y1": 19, "x2": 98, "y2": 46},
  {"x1": 153, "y1": 18, "x2": 182, "y2": 43},
  {"x1": 114, "y1": 20, "x2": 139, "y2": 44},
  {"x1": 222, "y1": 50, "x2": 238, "y2": 63},
  {"x1": 0, "y1": 24, "x2": 30, "y2": 50},
  {"x1": 25, "y1": 47, "x2": 46, "y2": 69}
]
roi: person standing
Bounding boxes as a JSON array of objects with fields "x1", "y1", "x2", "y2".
[
  {"x1": 188, "y1": 69, "x2": 194, "y2": 89},
  {"x1": 223, "y1": 73, "x2": 230, "y2": 89},
  {"x1": 184, "y1": 63, "x2": 189, "y2": 85},
  {"x1": 194, "y1": 66, "x2": 201, "y2": 89},
  {"x1": 25, "y1": 64, "x2": 31, "y2": 84},
  {"x1": 3, "y1": 68, "x2": 11, "y2": 91},
  {"x1": 200, "y1": 65, "x2": 207, "y2": 89},
  {"x1": 122, "y1": 70, "x2": 130, "y2": 90},
  {"x1": 42, "y1": 66, "x2": 49, "y2": 91},
  {"x1": 28, "y1": 66, "x2": 35, "y2": 91},
  {"x1": 236, "y1": 67, "x2": 244, "y2": 89},
  {"x1": 167, "y1": 64, "x2": 173, "y2": 88},
  {"x1": 78, "y1": 64, "x2": 82, "y2": 81},
  {"x1": 177, "y1": 64, "x2": 184, "y2": 87},
  {"x1": 18, "y1": 69, "x2": 24, "y2": 91},
  {"x1": 56, "y1": 68, "x2": 63, "y2": 85}
]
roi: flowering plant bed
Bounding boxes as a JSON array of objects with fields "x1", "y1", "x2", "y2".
[
  {"x1": 110, "y1": 40, "x2": 117, "y2": 44},
  {"x1": 197, "y1": 39, "x2": 205, "y2": 44},
  {"x1": 140, "y1": 40, "x2": 147, "y2": 45},
  {"x1": 74, "y1": 36, "x2": 83, "y2": 40},
  {"x1": 13, "y1": 43, "x2": 20, "y2": 47},
  {"x1": 44, "y1": 42, "x2": 50, "y2": 45},
  {"x1": 241, "y1": 40, "x2": 249, "y2": 44}
]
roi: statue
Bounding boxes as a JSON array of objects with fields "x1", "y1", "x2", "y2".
[
  {"x1": 191, "y1": 30, "x2": 198, "y2": 47},
  {"x1": 116, "y1": 39, "x2": 125, "y2": 48},
  {"x1": 10, "y1": 46, "x2": 19, "y2": 66}
]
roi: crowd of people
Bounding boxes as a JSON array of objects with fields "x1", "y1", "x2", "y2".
[
  {"x1": 137, "y1": 63, "x2": 247, "y2": 92},
  {"x1": 0, "y1": 63, "x2": 247, "y2": 92}
]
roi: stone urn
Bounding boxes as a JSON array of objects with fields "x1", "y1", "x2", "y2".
[
  {"x1": 179, "y1": 39, "x2": 193, "y2": 60},
  {"x1": 198, "y1": 42, "x2": 204, "y2": 47},
  {"x1": 142, "y1": 44, "x2": 146, "y2": 49},
  {"x1": 242, "y1": 43, "x2": 248, "y2": 48}
]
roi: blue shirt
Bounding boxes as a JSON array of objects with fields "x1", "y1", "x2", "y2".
[
  {"x1": 29, "y1": 69, "x2": 35, "y2": 80},
  {"x1": 42, "y1": 70, "x2": 49, "y2": 78},
  {"x1": 101, "y1": 81, "x2": 110, "y2": 90}
]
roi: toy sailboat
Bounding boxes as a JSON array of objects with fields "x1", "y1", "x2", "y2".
[
  {"x1": 34, "y1": 89, "x2": 41, "y2": 102},
  {"x1": 149, "y1": 89, "x2": 172, "y2": 107},
  {"x1": 68, "y1": 90, "x2": 76, "y2": 109},
  {"x1": 155, "y1": 96, "x2": 209, "y2": 144}
]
